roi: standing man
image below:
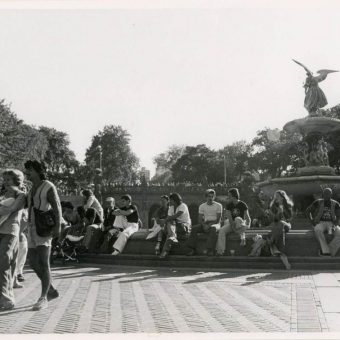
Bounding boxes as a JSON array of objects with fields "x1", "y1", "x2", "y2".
[
  {"x1": 306, "y1": 187, "x2": 340, "y2": 256},
  {"x1": 186, "y1": 189, "x2": 222, "y2": 256},
  {"x1": 24, "y1": 160, "x2": 62, "y2": 311},
  {"x1": 216, "y1": 188, "x2": 251, "y2": 256}
]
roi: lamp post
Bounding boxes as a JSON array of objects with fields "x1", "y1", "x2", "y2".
[
  {"x1": 97, "y1": 145, "x2": 102, "y2": 171},
  {"x1": 223, "y1": 154, "x2": 227, "y2": 185}
]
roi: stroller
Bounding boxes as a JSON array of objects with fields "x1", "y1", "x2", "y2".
[{"x1": 50, "y1": 232, "x2": 85, "y2": 265}]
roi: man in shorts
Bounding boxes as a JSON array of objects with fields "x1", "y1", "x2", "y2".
[{"x1": 24, "y1": 160, "x2": 62, "y2": 311}]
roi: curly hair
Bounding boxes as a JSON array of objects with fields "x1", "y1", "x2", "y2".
[{"x1": 2, "y1": 169, "x2": 25, "y2": 188}]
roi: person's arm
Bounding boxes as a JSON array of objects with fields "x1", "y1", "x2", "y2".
[
  {"x1": 114, "y1": 207, "x2": 135, "y2": 217},
  {"x1": 197, "y1": 213, "x2": 204, "y2": 225},
  {"x1": 243, "y1": 209, "x2": 251, "y2": 227},
  {"x1": 84, "y1": 196, "x2": 94, "y2": 210},
  {"x1": 305, "y1": 202, "x2": 316, "y2": 226},
  {"x1": 165, "y1": 210, "x2": 183, "y2": 222},
  {"x1": 46, "y1": 186, "x2": 62, "y2": 238},
  {"x1": 0, "y1": 193, "x2": 26, "y2": 215},
  {"x1": 335, "y1": 203, "x2": 340, "y2": 226}
]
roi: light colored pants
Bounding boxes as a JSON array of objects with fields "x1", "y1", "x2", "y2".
[
  {"x1": 16, "y1": 234, "x2": 28, "y2": 276},
  {"x1": 216, "y1": 217, "x2": 249, "y2": 255},
  {"x1": 314, "y1": 222, "x2": 340, "y2": 256},
  {"x1": 0, "y1": 234, "x2": 18, "y2": 305},
  {"x1": 113, "y1": 222, "x2": 139, "y2": 253}
]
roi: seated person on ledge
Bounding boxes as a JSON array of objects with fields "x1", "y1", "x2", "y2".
[
  {"x1": 305, "y1": 187, "x2": 340, "y2": 256},
  {"x1": 249, "y1": 190, "x2": 292, "y2": 270},
  {"x1": 81, "y1": 207, "x2": 103, "y2": 252},
  {"x1": 111, "y1": 195, "x2": 140, "y2": 256},
  {"x1": 158, "y1": 193, "x2": 191, "y2": 259},
  {"x1": 98, "y1": 197, "x2": 119, "y2": 253},
  {"x1": 186, "y1": 189, "x2": 222, "y2": 256},
  {"x1": 146, "y1": 195, "x2": 170, "y2": 255},
  {"x1": 216, "y1": 188, "x2": 251, "y2": 256}
]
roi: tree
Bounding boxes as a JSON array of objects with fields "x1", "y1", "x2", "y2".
[
  {"x1": 0, "y1": 100, "x2": 48, "y2": 168},
  {"x1": 217, "y1": 141, "x2": 253, "y2": 184},
  {"x1": 85, "y1": 125, "x2": 140, "y2": 185},
  {"x1": 171, "y1": 144, "x2": 217, "y2": 184},
  {"x1": 151, "y1": 145, "x2": 185, "y2": 184},
  {"x1": 249, "y1": 128, "x2": 300, "y2": 179}
]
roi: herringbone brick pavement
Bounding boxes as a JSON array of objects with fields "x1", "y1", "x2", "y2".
[{"x1": 0, "y1": 264, "x2": 329, "y2": 333}]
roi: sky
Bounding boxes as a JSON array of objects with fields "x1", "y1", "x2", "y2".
[{"x1": 1, "y1": 1, "x2": 340, "y2": 176}]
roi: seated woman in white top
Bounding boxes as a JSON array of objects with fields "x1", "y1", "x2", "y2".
[{"x1": 159, "y1": 192, "x2": 191, "y2": 258}]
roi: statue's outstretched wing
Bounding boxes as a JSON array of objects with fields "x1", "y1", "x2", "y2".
[
  {"x1": 315, "y1": 69, "x2": 338, "y2": 82},
  {"x1": 317, "y1": 69, "x2": 338, "y2": 76},
  {"x1": 292, "y1": 59, "x2": 313, "y2": 76}
]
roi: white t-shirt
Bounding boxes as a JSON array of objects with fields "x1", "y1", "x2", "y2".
[
  {"x1": 199, "y1": 202, "x2": 223, "y2": 222},
  {"x1": 168, "y1": 203, "x2": 191, "y2": 225}
]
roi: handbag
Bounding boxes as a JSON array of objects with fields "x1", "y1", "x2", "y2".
[{"x1": 32, "y1": 182, "x2": 56, "y2": 237}]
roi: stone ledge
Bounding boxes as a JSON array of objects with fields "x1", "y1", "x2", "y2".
[
  {"x1": 78, "y1": 254, "x2": 340, "y2": 270},
  {"x1": 121, "y1": 229, "x2": 329, "y2": 257}
]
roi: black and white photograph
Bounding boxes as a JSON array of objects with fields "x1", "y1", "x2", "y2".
[{"x1": 1, "y1": 0, "x2": 340, "y2": 337}]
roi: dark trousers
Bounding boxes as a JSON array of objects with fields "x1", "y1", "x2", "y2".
[
  {"x1": 0, "y1": 233, "x2": 18, "y2": 305},
  {"x1": 187, "y1": 224, "x2": 219, "y2": 251}
]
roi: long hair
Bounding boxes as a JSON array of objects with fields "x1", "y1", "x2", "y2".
[
  {"x1": 169, "y1": 192, "x2": 182, "y2": 206},
  {"x1": 270, "y1": 190, "x2": 293, "y2": 208},
  {"x1": 270, "y1": 190, "x2": 294, "y2": 221}
]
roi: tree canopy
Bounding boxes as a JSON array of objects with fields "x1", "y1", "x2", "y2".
[{"x1": 84, "y1": 125, "x2": 140, "y2": 185}]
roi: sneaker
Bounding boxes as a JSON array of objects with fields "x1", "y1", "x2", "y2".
[
  {"x1": 47, "y1": 288, "x2": 59, "y2": 301},
  {"x1": 240, "y1": 239, "x2": 246, "y2": 247},
  {"x1": 112, "y1": 250, "x2": 120, "y2": 256},
  {"x1": 32, "y1": 297, "x2": 48, "y2": 311},
  {"x1": 0, "y1": 301, "x2": 15, "y2": 310},
  {"x1": 17, "y1": 274, "x2": 25, "y2": 282}
]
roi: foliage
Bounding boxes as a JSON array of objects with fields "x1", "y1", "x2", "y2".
[
  {"x1": 84, "y1": 125, "x2": 140, "y2": 185},
  {"x1": 249, "y1": 128, "x2": 300, "y2": 179},
  {"x1": 151, "y1": 145, "x2": 185, "y2": 184},
  {"x1": 0, "y1": 100, "x2": 48, "y2": 168}
]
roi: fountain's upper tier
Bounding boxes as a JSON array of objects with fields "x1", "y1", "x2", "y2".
[{"x1": 283, "y1": 116, "x2": 340, "y2": 135}]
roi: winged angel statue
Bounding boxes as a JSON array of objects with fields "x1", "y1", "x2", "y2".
[{"x1": 293, "y1": 59, "x2": 338, "y2": 115}]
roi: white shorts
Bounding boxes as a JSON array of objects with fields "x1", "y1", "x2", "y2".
[{"x1": 27, "y1": 223, "x2": 52, "y2": 248}]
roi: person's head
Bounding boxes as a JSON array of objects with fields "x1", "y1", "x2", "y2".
[
  {"x1": 323, "y1": 188, "x2": 333, "y2": 201},
  {"x1": 105, "y1": 197, "x2": 115, "y2": 208},
  {"x1": 2, "y1": 169, "x2": 25, "y2": 192},
  {"x1": 76, "y1": 206, "x2": 86, "y2": 219},
  {"x1": 24, "y1": 160, "x2": 47, "y2": 182},
  {"x1": 205, "y1": 189, "x2": 216, "y2": 204},
  {"x1": 228, "y1": 188, "x2": 240, "y2": 203},
  {"x1": 272, "y1": 190, "x2": 293, "y2": 208},
  {"x1": 64, "y1": 201, "x2": 74, "y2": 214},
  {"x1": 120, "y1": 194, "x2": 132, "y2": 207},
  {"x1": 81, "y1": 189, "x2": 93, "y2": 199},
  {"x1": 169, "y1": 193, "x2": 182, "y2": 207},
  {"x1": 160, "y1": 195, "x2": 169, "y2": 208}
]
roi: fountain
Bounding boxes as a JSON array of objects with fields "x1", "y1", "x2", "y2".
[{"x1": 259, "y1": 60, "x2": 340, "y2": 219}]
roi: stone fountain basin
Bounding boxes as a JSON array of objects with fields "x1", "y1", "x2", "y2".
[
  {"x1": 284, "y1": 116, "x2": 340, "y2": 135},
  {"x1": 258, "y1": 175, "x2": 340, "y2": 198}
]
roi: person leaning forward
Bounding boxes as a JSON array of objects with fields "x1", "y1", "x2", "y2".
[
  {"x1": 186, "y1": 189, "x2": 222, "y2": 256},
  {"x1": 306, "y1": 187, "x2": 340, "y2": 256}
]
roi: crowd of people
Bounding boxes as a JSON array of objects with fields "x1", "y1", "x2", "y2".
[{"x1": 1, "y1": 160, "x2": 340, "y2": 312}]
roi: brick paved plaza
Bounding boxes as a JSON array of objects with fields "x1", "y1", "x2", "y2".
[{"x1": 1, "y1": 264, "x2": 340, "y2": 334}]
